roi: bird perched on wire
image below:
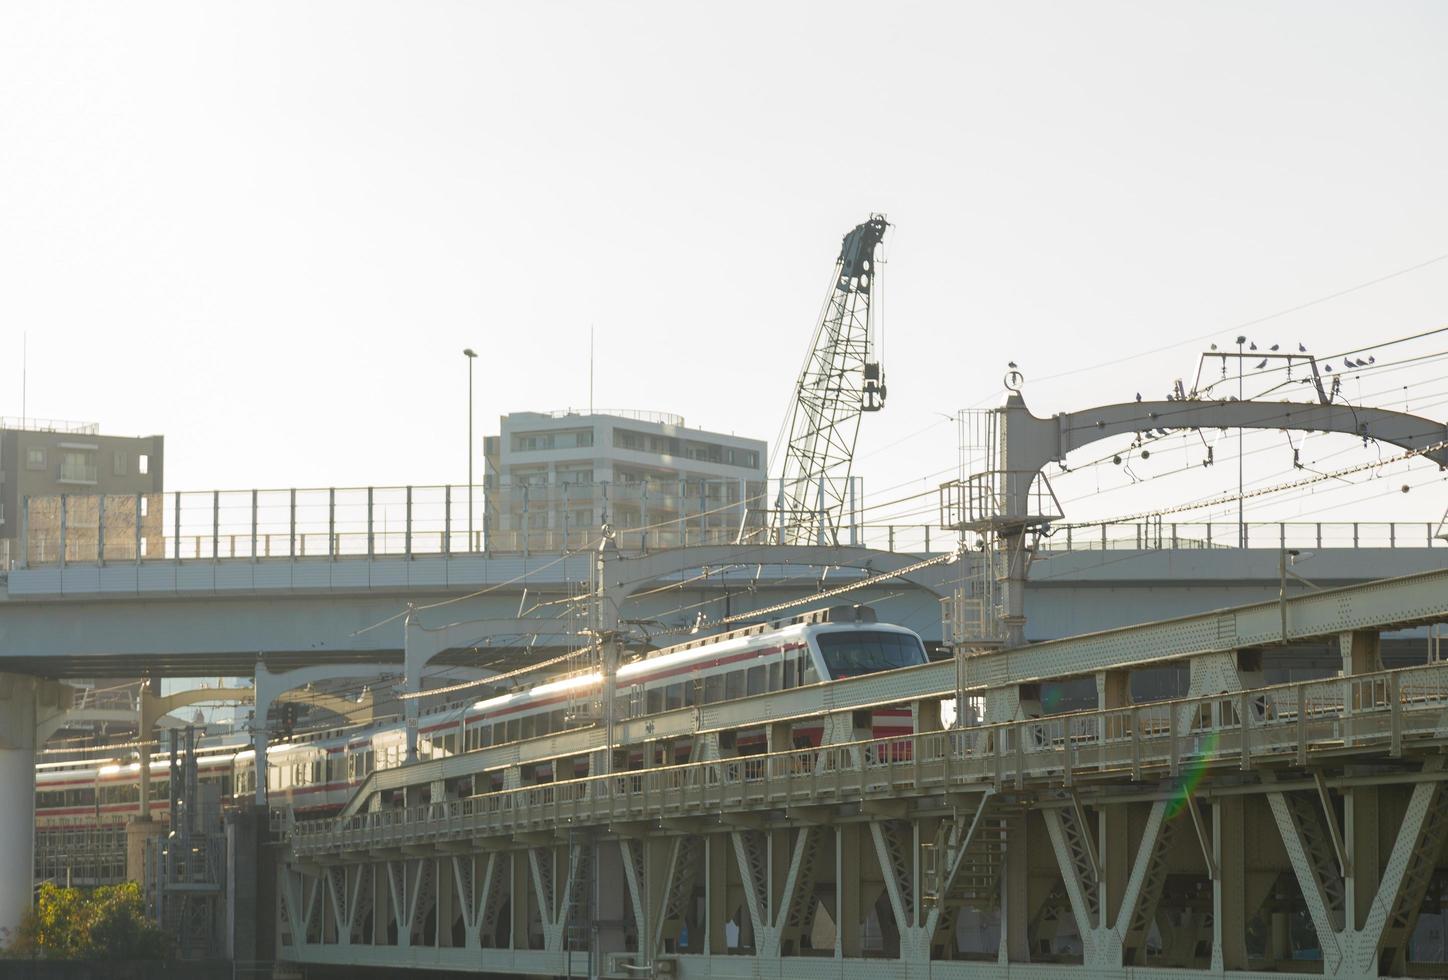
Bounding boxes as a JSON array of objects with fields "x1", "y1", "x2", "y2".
[
  {"x1": 1254, "y1": 358, "x2": 1268, "y2": 369},
  {"x1": 1298, "y1": 343, "x2": 1308, "y2": 352},
  {"x1": 1270, "y1": 344, "x2": 1280, "y2": 351}
]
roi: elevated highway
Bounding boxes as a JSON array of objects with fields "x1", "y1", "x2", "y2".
[{"x1": 2, "y1": 533, "x2": 1445, "y2": 678}]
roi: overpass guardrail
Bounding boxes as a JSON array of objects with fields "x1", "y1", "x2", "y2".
[{"x1": 11, "y1": 481, "x2": 1445, "y2": 569}]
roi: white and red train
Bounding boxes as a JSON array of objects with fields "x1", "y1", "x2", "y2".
[{"x1": 35, "y1": 607, "x2": 929, "y2": 833}]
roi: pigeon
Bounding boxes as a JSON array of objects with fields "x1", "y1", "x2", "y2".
[
  {"x1": 1008, "y1": 361, "x2": 1018, "y2": 368},
  {"x1": 1135, "y1": 392, "x2": 1142, "y2": 402},
  {"x1": 1249, "y1": 342, "x2": 1258, "y2": 351},
  {"x1": 1324, "y1": 364, "x2": 1333, "y2": 372},
  {"x1": 1254, "y1": 358, "x2": 1268, "y2": 369},
  {"x1": 1210, "y1": 343, "x2": 1218, "y2": 351},
  {"x1": 1270, "y1": 344, "x2": 1280, "y2": 351},
  {"x1": 1298, "y1": 343, "x2": 1307, "y2": 352},
  {"x1": 1368, "y1": 355, "x2": 1376, "y2": 364}
]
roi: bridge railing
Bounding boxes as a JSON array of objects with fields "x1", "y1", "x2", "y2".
[
  {"x1": 13, "y1": 482, "x2": 1444, "y2": 569},
  {"x1": 291, "y1": 660, "x2": 1448, "y2": 855}
]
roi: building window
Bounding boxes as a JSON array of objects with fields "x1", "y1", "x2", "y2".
[
  {"x1": 59, "y1": 452, "x2": 95, "y2": 483},
  {"x1": 26, "y1": 448, "x2": 44, "y2": 470},
  {"x1": 138, "y1": 454, "x2": 149, "y2": 475},
  {"x1": 113, "y1": 451, "x2": 128, "y2": 476}
]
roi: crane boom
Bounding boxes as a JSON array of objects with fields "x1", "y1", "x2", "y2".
[{"x1": 773, "y1": 214, "x2": 889, "y2": 546}]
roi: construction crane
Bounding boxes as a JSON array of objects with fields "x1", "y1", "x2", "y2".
[{"x1": 772, "y1": 214, "x2": 889, "y2": 546}]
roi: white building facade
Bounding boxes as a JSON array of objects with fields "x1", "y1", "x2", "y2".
[{"x1": 483, "y1": 410, "x2": 768, "y2": 553}]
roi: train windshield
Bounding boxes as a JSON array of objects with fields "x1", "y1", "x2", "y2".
[{"x1": 815, "y1": 630, "x2": 927, "y2": 679}]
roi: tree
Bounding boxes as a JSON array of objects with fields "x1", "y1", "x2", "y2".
[{"x1": 3, "y1": 882, "x2": 171, "y2": 960}]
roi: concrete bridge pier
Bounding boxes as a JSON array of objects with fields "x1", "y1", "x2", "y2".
[{"x1": 0, "y1": 673, "x2": 40, "y2": 940}]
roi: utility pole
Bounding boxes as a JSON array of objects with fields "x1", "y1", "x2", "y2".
[
  {"x1": 464, "y1": 348, "x2": 478, "y2": 549},
  {"x1": 1237, "y1": 335, "x2": 1246, "y2": 548}
]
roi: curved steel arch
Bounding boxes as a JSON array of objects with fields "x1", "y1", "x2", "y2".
[
  {"x1": 983, "y1": 393, "x2": 1448, "y2": 647},
  {"x1": 1007, "y1": 395, "x2": 1448, "y2": 485}
]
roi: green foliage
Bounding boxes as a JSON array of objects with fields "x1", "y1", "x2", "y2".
[{"x1": 3, "y1": 881, "x2": 171, "y2": 960}]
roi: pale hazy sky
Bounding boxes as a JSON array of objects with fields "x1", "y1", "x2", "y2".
[{"x1": 4, "y1": 1, "x2": 1448, "y2": 528}]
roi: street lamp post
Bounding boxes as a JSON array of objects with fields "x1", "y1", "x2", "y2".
[{"x1": 464, "y1": 348, "x2": 478, "y2": 549}]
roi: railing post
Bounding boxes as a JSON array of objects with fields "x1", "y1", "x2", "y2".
[
  {"x1": 1171, "y1": 523, "x2": 1178, "y2": 549},
  {"x1": 1206, "y1": 522, "x2": 1212, "y2": 548},
  {"x1": 1296, "y1": 684, "x2": 1307, "y2": 766},
  {"x1": 1101, "y1": 523, "x2": 1107, "y2": 549},
  {"x1": 289, "y1": 489, "x2": 296, "y2": 560},
  {"x1": 1353, "y1": 522, "x2": 1359, "y2": 548},
  {"x1": 888, "y1": 525, "x2": 895, "y2": 552},
  {"x1": 251, "y1": 489, "x2": 258, "y2": 562},
  {"x1": 443, "y1": 484, "x2": 451, "y2": 557},
  {"x1": 367, "y1": 487, "x2": 375, "y2": 558},
  {"x1": 1317, "y1": 523, "x2": 1322, "y2": 549},
  {"x1": 925, "y1": 525, "x2": 931, "y2": 553},
  {"x1": 97, "y1": 493, "x2": 106, "y2": 566},
  {"x1": 1066, "y1": 524, "x2": 1072, "y2": 550},
  {"x1": 1390, "y1": 672, "x2": 1402, "y2": 757},
  {"x1": 1130, "y1": 707, "x2": 1141, "y2": 780},
  {"x1": 19, "y1": 496, "x2": 28, "y2": 568},
  {"x1": 1239, "y1": 692, "x2": 1251, "y2": 770},
  {"x1": 135, "y1": 493, "x2": 142, "y2": 565},
  {"x1": 329, "y1": 488, "x2": 336, "y2": 560},
  {"x1": 1279, "y1": 523, "x2": 1285, "y2": 549},
  {"x1": 405, "y1": 486, "x2": 413, "y2": 559},
  {"x1": 59, "y1": 493, "x2": 67, "y2": 568},
  {"x1": 174, "y1": 490, "x2": 181, "y2": 562},
  {"x1": 1390, "y1": 523, "x2": 1396, "y2": 548},
  {"x1": 212, "y1": 490, "x2": 220, "y2": 562}
]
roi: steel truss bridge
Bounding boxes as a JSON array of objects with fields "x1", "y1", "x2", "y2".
[{"x1": 274, "y1": 566, "x2": 1448, "y2": 979}]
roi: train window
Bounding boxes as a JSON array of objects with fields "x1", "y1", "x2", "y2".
[
  {"x1": 815, "y1": 631, "x2": 928, "y2": 679},
  {"x1": 480, "y1": 725, "x2": 492, "y2": 748},
  {"x1": 746, "y1": 665, "x2": 766, "y2": 696},
  {"x1": 704, "y1": 674, "x2": 725, "y2": 703},
  {"x1": 683, "y1": 680, "x2": 699, "y2": 707},
  {"x1": 666, "y1": 684, "x2": 684, "y2": 711},
  {"x1": 646, "y1": 688, "x2": 663, "y2": 714},
  {"x1": 551, "y1": 709, "x2": 566, "y2": 732},
  {"x1": 726, "y1": 671, "x2": 745, "y2": 700},
  {"x1": 493, "y1": 723, "x2": 506, "y2": 745},
  {"x1": 506, "y1": 719, "x2": 520, "y2": 743},
  {"x1": 522, "y1": 715, "x2": 537, "y2": 739},
  {"x1": 768, "y1": 662, "x2": 781, "y2": 691},
  {"x1": 784, "y1": 658, "x2": 796, "y2": 688}
]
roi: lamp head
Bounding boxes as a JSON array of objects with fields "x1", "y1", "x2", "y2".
[{"x1": 463, "y1": 348, "x2": 477, "y2": 358}]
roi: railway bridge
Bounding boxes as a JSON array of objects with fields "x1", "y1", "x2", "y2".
[{"x1": 273, "y1": 566, "x2": 1448, "y2": 979}]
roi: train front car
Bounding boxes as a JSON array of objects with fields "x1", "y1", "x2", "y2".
[{"x1": 795, "y1": 606, "x2": 929, "y2": 746}]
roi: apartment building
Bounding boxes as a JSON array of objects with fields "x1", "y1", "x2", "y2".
[
  {"x1": 0, "y1": 418, "x2": 165, "y2": 566},
  {"x1": 483, "y1": 410, "x2": 767, "y2": 551}
]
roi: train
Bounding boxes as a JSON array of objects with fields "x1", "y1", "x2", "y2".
[{"x1": 35, "y1": 605, "x2": 930, "y2": 834}]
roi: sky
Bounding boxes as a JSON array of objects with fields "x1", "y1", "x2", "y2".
[{"x1": 4, "y1": 1, "x2": 1448, "y2": 532}]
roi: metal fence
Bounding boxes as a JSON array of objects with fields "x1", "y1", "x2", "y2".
[
  {"x1": 11, "y1": 482, "x2": 1445, "y2": 568},
  {"x1": 290, "y1": 659, "x2": 1448, "y2": 856}
]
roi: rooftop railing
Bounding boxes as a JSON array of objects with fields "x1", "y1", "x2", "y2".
[
  {"x1": 9, "y1": 483, "x2": 1445, "y2": 569},
  {"x1": 535, "y1": 408, "x2": 686, "y2": 427},
  {"x1": 0, "y1": 416, "x2": 100, "y2": 435}
]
